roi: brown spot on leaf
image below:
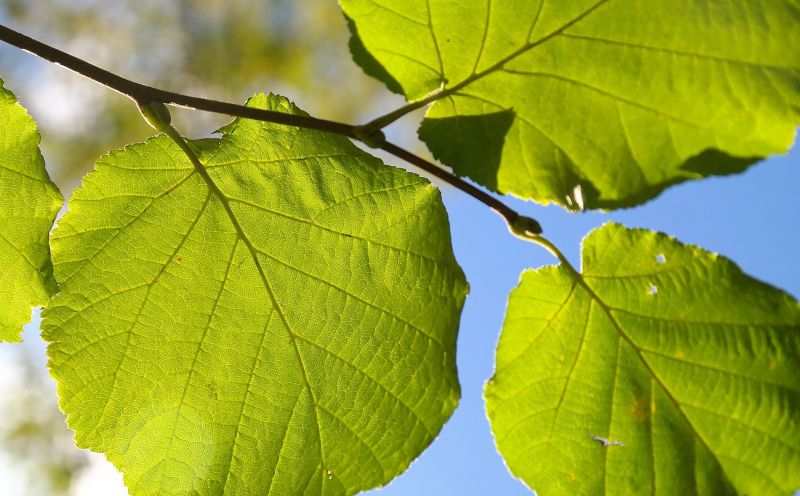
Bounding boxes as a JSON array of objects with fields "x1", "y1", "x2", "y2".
[{"x1": 629, "y1": 397, "x2": 649, "y2": 422}]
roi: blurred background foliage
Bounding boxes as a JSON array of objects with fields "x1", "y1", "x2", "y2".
[
  {"x1": 1, "y1": 0, "x2": 403, "y2": 191},
  {"x1": 0, "y1": 1, "x2": 415, "y2": 494},
  {"x1": 0, "y1": 340, "x2": 88, "y2": 495}
]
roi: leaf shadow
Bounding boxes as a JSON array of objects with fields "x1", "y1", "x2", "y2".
[
  {"x1": 344, "y1": 14, "x2": 403, "y2": 95},
  {"x1": 679, "y1": 149, "x2": 760, "y2": 177},
  {"x1": 419, "y1": 109, "x2": 516, "y2": 192}
]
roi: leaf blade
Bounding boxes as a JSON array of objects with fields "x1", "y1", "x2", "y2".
[
  {"x1": 342, "y1": 0, "x2": 800, "y2": 209},
  {"x1": 43, "y1": 93, "x2": 468, "y2": 495},
  {"x1": 486, "y1": 223, "x2": 800, "y2": 494},
  {"x1": 0, "y1": 77, "x2": 62, "y2": 342}
]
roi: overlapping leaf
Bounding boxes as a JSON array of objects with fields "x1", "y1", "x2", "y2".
[
  {"x1": 486, "y1": 223, "x2": 800, "y2": 494},
  {"x1": 0, "y1": 77, "x2": 62, "y2": 342},
  {"x1": 43, "y1": 94, "x2": 468, "y2": 495},
  {"x1": 341, "y1": 0, "x2": 800, "y2": 209}
]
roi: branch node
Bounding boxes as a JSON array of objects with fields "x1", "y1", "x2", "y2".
[
  {"x1": 353, "y1": 126, "x2": 386, "y2": 148},
  {"x1": 137, "y1": 100, "x2": 172, "y2": 132},
  {"x1": 509, "y1": 215, "x2": 543, "y2": 238}
]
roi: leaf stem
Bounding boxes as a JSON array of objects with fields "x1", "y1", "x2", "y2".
[
  {"x1": 0, "y1": 23, "x2": 542, "y2": 234},
  {"x1": 517, "y1": 231, "x2": 588, "y2": 281},
  {"x1": 358, "y1": 97, "x2": 435, "y2": 135},
  {"x1": 526, "y1": 234, "x2": 573, "y2": 268}
]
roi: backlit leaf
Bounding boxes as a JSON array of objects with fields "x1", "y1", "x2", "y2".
[
  {"x1": 486, "y1": 223, "x2": 799, "y2": 494},
  {"x1": 43, "y1": 94, "x2": 468, "y2": 495},
  {"x1": 341, "y1": 0, "x2": 800, "y2": 209},
  {"x1": 0, "y1": 77, "x2": 62, "y2": 342}
]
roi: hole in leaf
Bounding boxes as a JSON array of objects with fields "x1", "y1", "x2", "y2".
[
  {"x1": 564, "y1": 184, "x2": 587, "y2": 211},
  {"x1": 648, "y1": 284, "x2": 658, "y2": 295},
  {"x1": 656, "y1": 253, "x2": 666, "y2": 264}
]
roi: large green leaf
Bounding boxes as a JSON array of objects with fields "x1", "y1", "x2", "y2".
[
  {"x1": 340, "y1": 0, "x2": 800, "y2": 209},
  {"x1": 42, "y1": 94, "x2": 468, "y2": 495},
  {"x1": 485, "y1": 223, "x2": 799, "y2": 494},
  {"x1": 0, "y1": 77, "x2": 62, "y2": 342}
]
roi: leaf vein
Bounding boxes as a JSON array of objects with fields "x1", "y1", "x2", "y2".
[{"x1": 294, "y1": 333, "x2": 435, "y2": 438}]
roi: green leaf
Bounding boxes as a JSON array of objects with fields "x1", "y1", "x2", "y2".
[
  {"x1": 340, "y1": 0, "x2": 800, "y2": 209},
  {"x1": 0, "y1": 77, "x2": 62, "y2": 342},
  {"x1": 43, "y1": 93, "x2": 468, "y2": 495},
  {"x1": 485, "y1": 223, "x2": 800, "y2": 494}
]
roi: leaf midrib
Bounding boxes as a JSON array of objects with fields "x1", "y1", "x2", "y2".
[
  {"x1": 412, "y1": 0, "x2": 797, "y2": 119},
  {"x1": 569, "y1": 268, "x2": 736, "y2": 491},
  {"x1": 188, "y1": 155, "x2": 331, "y2": 492},
  {"x1": 412, "y1": 0, "x2": 610, "y2": 107}
]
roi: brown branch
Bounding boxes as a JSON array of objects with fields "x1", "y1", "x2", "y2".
[{"x1": 0, "y1": 23, "x2": 541, "y2": 234}]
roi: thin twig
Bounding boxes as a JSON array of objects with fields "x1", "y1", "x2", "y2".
[
  {"x1": 380, "y1": 142, "x2": 539, "y2": 232},
  {"x1": 0, "y1": 23, "x2": 542, "y2": 234},
  {"x1": 0, "y1": 25, "x2": 356, "y2": 137}
]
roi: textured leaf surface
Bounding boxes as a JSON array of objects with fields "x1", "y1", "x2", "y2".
[
  {"x1": 0, "y1": 77, "x2": 62, "y2": 342},
  {"x1": 486, "y1": 223, "x2": 800, "y2": 494},
  {"x1": 341, "y1": 0, "x2": 800, "y2": 209},
  {"x1": 43, "y1": 94, "x2": 468, "y2": 495}
]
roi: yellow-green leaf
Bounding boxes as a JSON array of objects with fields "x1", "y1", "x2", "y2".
[
  {"x1": 341, "y1": 0, "x2": 800, "y2": 209},
  {"x1": 486, "y1": 223, "x2": 799, "y2": 494},
  {"x1": 43, "y1": 94, "x2": 468, "y2": 495},
  {"x1": 0, "y1": 77, "x2": 62, "y2": 342}
]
